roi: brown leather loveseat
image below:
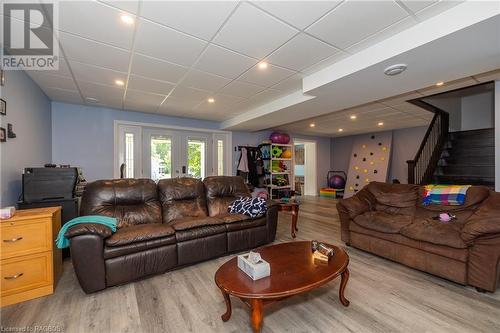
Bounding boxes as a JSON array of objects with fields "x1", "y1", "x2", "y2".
[
  {"x1": 66, "y1": 176, "x2": 278, "y2": 293},
  {"x1": 337, "y1": 182, "x2": 500, "y2": 292}
]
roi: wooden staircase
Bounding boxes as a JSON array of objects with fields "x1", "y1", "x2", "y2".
[{"x1": 433, "y1": 128, "x2": 495, "y2": 187}]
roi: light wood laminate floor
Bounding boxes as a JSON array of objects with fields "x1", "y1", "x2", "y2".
[{"x1": 2, "y1": 197, "x2": 500, "y2": 332}]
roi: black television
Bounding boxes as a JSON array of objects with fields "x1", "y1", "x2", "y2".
[{"x1": 22, "y1": 167, "x2": 78, "y2": 203}]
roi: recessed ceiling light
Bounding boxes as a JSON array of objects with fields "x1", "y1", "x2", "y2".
[
  {"x1": 120, "y1": 15, "x2": 134, "y2": 25},
  {"x1": 258, "y1": 62, "x2": 268, "y2": 70},
  {"x1": 350, "y1": 115, "x2": 357, "y2": 120},
  {"x1": 309, "y1": 123, "x2": 315, "y2": 128},
  {"x1": 338, "y1": 128, "x2": 344, "y2": 132},
  {"x1": 378, "y1": 122, "x2": 384, "y2": 126},
  {"x1": 115, "y1": 79, "x2": 125, "y2": 86},
  {"x1": 384, "y1": 64, "x2": 407, "y2": 76},
  {"x1": 436, "y1": 81, "x2": 444, "y2": 86},
  {"x1": 208, "y1": 98, "x2": 215, "y2": 103}
]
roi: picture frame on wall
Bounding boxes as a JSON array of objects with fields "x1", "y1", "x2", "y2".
[
  {"x1": 0, "y1": 99, "x2": 6, "y2": 115},
  {"x1": 0, "y1": 127, "x2": 6, "y2": 142}
]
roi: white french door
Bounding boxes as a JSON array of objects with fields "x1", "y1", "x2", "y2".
[{"x1": 115, "y1": 122, "x2": 231, "y2": 180}]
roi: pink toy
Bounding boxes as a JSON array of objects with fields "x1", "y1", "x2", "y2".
[{"x1": 439, "y1": 213, "x2": 452, "y2": 222}]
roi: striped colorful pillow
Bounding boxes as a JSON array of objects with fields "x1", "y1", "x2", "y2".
[{"x1": 422, "y1": 185, "x2": 471, "y2": 206}]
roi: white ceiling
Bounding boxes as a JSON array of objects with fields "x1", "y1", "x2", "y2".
[{"x1": 3, "y1": 0, "x2": 471, "y2": 125}]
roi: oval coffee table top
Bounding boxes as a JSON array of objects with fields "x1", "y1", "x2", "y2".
[{"x1": 215, "y1": 241, "x2": 349, "y2": 299}]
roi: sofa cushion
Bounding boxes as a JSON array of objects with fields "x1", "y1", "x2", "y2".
[
  {"x1": 225, "y1": 216, "x2": 267, "y2": 232},
  {"x1": 105, "y1": 224, "x2": 175, "y2": 247},
  {"x1": 103, "y1": 235, "x2": 176, "y2": 259},
  {"x1": 170, "y1": 216, "x2": 224, "y2": 231},
  {"x1": 81, "y1": 179, "x2": 162, "y2": 228},
  {"x1": 175, "y1": 224, "x2": 226, "y2": 242},
  {"x1": 400, "y1": 218, "x2": 467, "y2": 249},
  {"x1": 353, "y1": 211, "x2": 413, "y2": 234},
  {"x1": 204, "y1": 176, "x2": 251, "y2": 217},
  {"x1": 217, "y1": 213, "x2": 250, "y2": 223},
  {"x1": 366, "y1": 182, "x2": 418, "y2": 215},
  {"x1": 158, "y1": 178, "x2": 208, "y2": 224}
]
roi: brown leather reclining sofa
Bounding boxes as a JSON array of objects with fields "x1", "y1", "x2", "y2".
[
  {"x1": 65, "y1": 176, "x2": 278, "y2": 293},
  {"x1": 337, "y1": 182, "x2": 500, "y2": 292}
]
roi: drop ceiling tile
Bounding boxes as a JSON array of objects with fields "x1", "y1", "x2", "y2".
[
  {"x1": 180, "y1": 69, "x2": 232, "y2": 92},
  {"x1": 213, "y1": 93, "x2": 246, "y2": 106},
  {"x1": 44, "y1": 87, "x2": 83, "y2": 104},
  {"x1": 59, "y1": 32, "x2": 130, "y2": 72},
  {"x1": 135, "y1": 19, "x2": 207, "y2": 67},
  {"x1": 379, "y1": 91, "x2": 425, "y2": 106},
  {"x1": 417, "y1": 78, "x2": 477, "y2": 95},
  {"x1": 194, "y1": 44, "x2": 258, "y2": 79},
  {"x1": 300, "y1": 50, "x2": 350, "y2": 74},
  {"x1": 28, "y1": 72, "x2": 77, "y2": 92},
  {"x1": 251, "y1": 1, "x2": 342, "y2": 29},
  {"x1": 78, "y1": 81, "x2": 124, "y2": 108},
  {"x1": 127, "y1": 75, "x2": 175, "y2": 95},
  {"x1": 213, "y1": 2, "x2": 298, "y2": 59},
  {"x1": 270, "y1": 74, "x2": 303, "y2": 92},
  {"x1": 219, "y1": 80, "x2": 266, "y2": 98},
  {"x1": 131, "y1": 54, "x2": 188, "y2": 83},
  {"x1": 99, "y1": 1, "x2": 140, "y2": 14},
  {"x1": 141, "y1": 1, "x2": 238, "y2": 40},
  {"x1": 70, "y1": 61, "x2": 127, "y2": 87},
  {"x1": 160, "y1": 97, "x2": 202, "y2": 113},
  {"x1": 59, "y1": 1, "x2": 135, "y2": 49},
  {"x1": 306, "y1": 1, "x2": 408, "y2": 49},
  {"x1": 195, "y1": 94, "x2": 244, "y2": 113},
  {"x1": 27, "y1": 58, "x2": 72, "y2": 78},
  {"x1": 124, "y1": 89, "x2": 166, "y2": 113},
  {"x1": 400, "y1": 0, "x2": 438, "y2": 14},
  {"x1": 168, "y1": 86, "x2": 211, "y2": 103},
  {"x1": 239, "y1": 63, "x2": 296, "y2": 87},
  {"x1": 391, "y1": 103, "x2": 434, "y2": 118},
  {"x1": 246, "y1": 88, "x2": 287, "y2": 106},
  {"x1": 267, "y1": 33, "x2": 339, "y2": 71},
  {"x1": 345, "y1": 16, "x2": 417, "y2": 55},
  {"x1": 414, "y1": 0, "x2": 463, "y2": 21}
]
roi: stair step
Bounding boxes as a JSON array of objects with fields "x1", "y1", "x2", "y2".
[
  {"x1": 443, "y1": 155, "x2": 495, "y2": 165},
  {"x1": 449, "y1": 128, "x2": 494, "y2": 139},
  {"x1": 437, "y1": 165, "x2": 494, "y2": 176},
  {"x1": 433, "y1": 175, "x2": 495, "y2": 186}
]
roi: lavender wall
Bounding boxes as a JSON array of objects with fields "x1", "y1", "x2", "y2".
[
  {"x1": 0, "y1": 71, "x2": 52, "y2": 206},
  {"x1": 331, "y1": 126, "x2": 427, "y2": 184}
]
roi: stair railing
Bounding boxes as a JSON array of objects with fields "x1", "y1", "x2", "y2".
[{"x1": 406, "y1": 100, "x2": 449, "y2": 184}]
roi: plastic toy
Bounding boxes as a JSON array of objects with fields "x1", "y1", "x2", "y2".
[
  {"x1": 272, "y1": 146, "x2": 283, "y2": 158},
  {"x1": 269, "y1": 132, "x2": 290, "y2": 144},
  {"x1": 327, "y1": 171, "x2": 347, "y2": 189},
  {"x1": 281, "y1": 149, "x2": 292, "y2": 159}
]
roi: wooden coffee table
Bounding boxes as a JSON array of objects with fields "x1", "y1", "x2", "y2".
[{"x1": 214, "y1": 241, "x2": 350, "y2": 333}]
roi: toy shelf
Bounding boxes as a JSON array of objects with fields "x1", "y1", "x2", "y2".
[{"x1": 260, "y1": 142, "x2": 295, "y2": 199}]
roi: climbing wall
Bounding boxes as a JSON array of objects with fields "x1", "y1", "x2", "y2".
[{"x1": 343, "y1": 132, "x2": 393, "y2": 198}]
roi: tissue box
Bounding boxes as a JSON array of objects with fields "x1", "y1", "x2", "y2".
[
  {"x1": 0, "y1": 206, "x2": 16, "y2": 219},
  {"x1": 237, "y1": 253, "x2": 270, "y2": 280}
]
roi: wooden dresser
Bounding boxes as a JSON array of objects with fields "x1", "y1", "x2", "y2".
[{"x1": 1, "y1": 207, "x2": 62, "y2": 307}]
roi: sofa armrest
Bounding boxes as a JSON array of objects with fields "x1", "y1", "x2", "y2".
[
  {"x1": 65, "y1": 223, "x2": 113, "y2": 239},
  {"x1": 266, "y1": 204, "x2": 279, "y2": 242},
  {"x1": 336, "y1": 188, "x2": 375, "y2": 244},
  {"x1": 462, "y1": 192, "x2": 500, "y2": 245}
]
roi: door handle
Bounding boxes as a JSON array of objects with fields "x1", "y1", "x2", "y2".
[
  {"x1": 4, "y1": 273, "x2": 23, "y2": 280},
  {"x1": 3, "y1": 237, "x2": 23, "y2": 243}
]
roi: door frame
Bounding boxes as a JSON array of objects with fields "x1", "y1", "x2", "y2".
[
  {"x1": 294, "y1": 138, "x2": 318, "y2": 196},
  {"x1": 113, "y1": 120, "x2": 232, "y2": 179}
]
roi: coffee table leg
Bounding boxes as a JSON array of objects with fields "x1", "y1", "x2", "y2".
[
  {"x1": 339, "y1": 268, "x2": 350, "y2": 307},
  {"x1": 250, "y1": 298, "x2": 263, "y2": 333},
  {"x1": 291, "y1": 207, "x2": 298, "y2": 238},
  {"x1": 219, "y1": 288, "x2": 232, "y2": 321}
]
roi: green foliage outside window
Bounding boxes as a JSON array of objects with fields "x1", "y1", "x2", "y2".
[{"x1": 188, "y1": 142, "x2": 202, "y2": 178}]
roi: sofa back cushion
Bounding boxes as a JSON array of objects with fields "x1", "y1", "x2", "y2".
[
  {"x1": 203, "y1": 176, "x2": 251, "y2": 217},
  {"x1": 365, "y1": 182, "x2": 419, "y2": 215},
  {"x1": 417, "y1": 185, "x2": 490, "y2": 212},
  {"x1": 81, "y1": 179, "x2": 162, "y2": 228},
  {"x1": 158, "y1": 178, "x2": 208, "y2": 224}
]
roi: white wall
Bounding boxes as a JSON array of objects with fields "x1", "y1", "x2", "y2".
[
  {"x1": 461, "y1": 91, "x2": 494, "y2": 130},
  {"x1": 331, "y1": 126, "x2": 427, "y2": 184},
  {"x1": 0, "y1": 71, "x2": 52, "y2": 206}
]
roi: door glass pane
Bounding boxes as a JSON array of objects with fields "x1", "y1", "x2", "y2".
[
  {"x1": 151, "y1": 136, "x2": 172, "y2": 181},
  {"x1": 125, "y1": 133, "x2": 134, "y2": 178},
  {"x1": 188, "y1": 139, "x2": 205, "y2": 178},
  {"x1": 217, "y1": 139, "x2": 224, "y2": 176}
]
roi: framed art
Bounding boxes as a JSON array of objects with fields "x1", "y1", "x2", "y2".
[
  {"x1": 0, "y1": 99, "x2": 5, "y2": 116},
  {"x1": 0, "y1": 127, "x2": 6, "y2": 142}
]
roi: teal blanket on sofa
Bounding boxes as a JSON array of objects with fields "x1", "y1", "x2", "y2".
[{"x1": 55, "y1": 215, "x2": 117, "y2": 249}]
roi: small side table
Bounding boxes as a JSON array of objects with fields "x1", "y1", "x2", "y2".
[{"x1": 277, "y1": 202, "x2": 300, "y2": 238}]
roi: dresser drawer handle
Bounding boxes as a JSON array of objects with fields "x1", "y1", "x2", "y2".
[
  {"x1": 3, "y1": 237, "x2": 23, "y2": 243},
  {"x1": 4, "y1": 273, "x2": 23, "y2": 280}
]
